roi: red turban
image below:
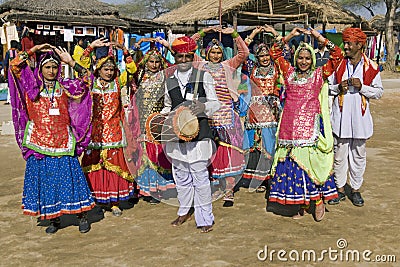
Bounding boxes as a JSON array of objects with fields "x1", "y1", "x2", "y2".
[
  {"x1": 171, "y1": 36, "x2": 198, "y2": 54},
  {"x1": 342, "y1": 28, "x2": 367, "y2": 45}
]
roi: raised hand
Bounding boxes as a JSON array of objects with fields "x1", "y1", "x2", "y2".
[
  {"x1": 220, "y1": 27, "x2": 234, "y2": 35},
  {"x1": 203, "y1": 26, "x2": 218, "y2": 34},
  {"x1": 156, "y1": 37, "x2": 170, "y2": 48},
  {"x1": 288, "y1": 28, "x2": 308, "y2": 38},
  {"x1": 252, "y1": 26, "x2": 264, "y2": 34},
  {"x1": 90, "y1": 37, "x2": 110, "y2": 48},
  {"x1": 263, "y1": 25, "x2": 279, "y2": 37},
  {"x1": 53, "y1": 46, "x2": 73, "y2": 65},
  {"x1": 248, "y1": 26, "x2": 264, "y2": 39},
  {"x1": 35, "y1": 43, "x2": 54, "y2": 53}
]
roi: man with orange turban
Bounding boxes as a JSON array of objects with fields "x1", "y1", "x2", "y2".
[
  {"x1": 328, "y1": 27, "x2": 383, "y2": 207},
  {"x1": 161, "y1": 36, "x2": 221, "y2": 233}
]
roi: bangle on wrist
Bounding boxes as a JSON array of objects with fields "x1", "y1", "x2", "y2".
[
  {"x1": 83, "y1": 46, "x2": 94, "y2": 57},
  {"x1": 27, "y1": 49, "x2": 35, "y2": 57},
  {"x1": 231, "y1": 30, "x2": 239, "y2": 38},
  {"x1": 245, "y1": 36, "x2": 253, "y2": 45},
  {"x1": 199, "y1": 29, "x2": 206, "y2": 37},
  {"x1": 326, "y1": 40, "x2": 335, "y2": 50}
]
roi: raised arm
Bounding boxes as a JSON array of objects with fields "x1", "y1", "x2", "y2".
[
  {"x1": 82, "y1": 37, "x2": 110, "y2": 59},
  {"x1": 307, "y1": 29, "x2": 344, "y2": 79},
  {"x1": 244, "y1": 26, "x2": 264, "y2": 46},
  {"x1": 269, "y1": 27, "x2": 307, "y2": 76},
  {"x1": 221, "y1": 27, "x2": 250, "y2": 69},
  {"x1": 191, "y1": 27, "x2": 218, "y2": 62},
  {"x1": 191, "y1": 26, "x2": 218, "y2": 42}
]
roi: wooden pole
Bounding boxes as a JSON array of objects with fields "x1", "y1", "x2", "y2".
[
  {"x1": 238, "y1": 11, "x2": 308, "y2": 19},
  {"x1": 233, "y1": 12, "x2": 238, "y2": 55},
  {"x1": 67, "y1": 41, "x2": 72, "y2": 78},
  {"x1": 219, "y1": 0, "x2": 222, "y2": 41},
  {"x1": 377, "y1": 30, "x2": 384, "y2": 66},
  {"x1": 268, "y1": 0, "x2": 274, "y2": 15}
]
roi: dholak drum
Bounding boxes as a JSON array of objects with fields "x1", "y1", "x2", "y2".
[
  {"x1": 145, "y1": 113, "x2": 176, "y2": 144},
  {"x1": 172, "y1": 106, "x2": 199, "y2": 142}
]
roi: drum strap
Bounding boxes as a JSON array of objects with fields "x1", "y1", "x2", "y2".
[{"x1": 192, "y1": 69, "x2": 201, "y2": 101}]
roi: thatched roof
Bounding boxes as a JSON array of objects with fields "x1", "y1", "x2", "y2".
[
  {"x1": 0, "y1": 0, "x2": 118, "y2": 16},
  {"x1": 0, "y1": 0, "x2": 129, "y2": 28},
  {"x1": 155, "y1": 0, "x2": 362, "y2": 26}
]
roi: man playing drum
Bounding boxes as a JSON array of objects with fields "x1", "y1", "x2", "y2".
[{"x1": 161, "y1": 36, "x2": 221, "y2": 233}]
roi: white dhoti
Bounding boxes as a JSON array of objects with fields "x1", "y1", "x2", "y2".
[
  {"x1": 333, "y1": 137, "x2": 367, "y2": 190},
  {"x1": 166, "y1": 140, "x2": 215, "y2": 227}
]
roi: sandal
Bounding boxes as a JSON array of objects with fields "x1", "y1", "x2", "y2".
[
  {"x1": 314, "y1": 202, "x2": 325, "y2": 222},
  {"x1": 223, "y1": 190, "x2": 234, "y2": 202},
  {"x1": 255, "y1": 185, "x2": 266, "y2": 193},
  {"x1": 111, "y1": 206, "x2": 122, "y2": 217}
]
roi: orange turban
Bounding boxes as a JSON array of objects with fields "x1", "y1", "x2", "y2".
[
  {"x1": 342, "y1": 28, "x2": 367, "y2": 45},
  {"x1": 171, "y1": 36, "x2": 198, "y2": 54}
]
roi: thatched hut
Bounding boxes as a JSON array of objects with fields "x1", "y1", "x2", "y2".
[
  {"x1": 0, "y1": 0, "x2": 163, "y2": 59},
  {"x1": 155, "y1": 0, "x2": 363, "y2": 32},
  {"x1": 0, "y1": 0, "x2": 128, "y2": 28}
]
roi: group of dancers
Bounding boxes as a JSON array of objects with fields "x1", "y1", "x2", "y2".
[{"x1": 8, "y1": 24, "x2": 382, "y2": 234}]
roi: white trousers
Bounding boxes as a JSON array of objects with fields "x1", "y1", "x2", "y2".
[
  {"x1": 172, "y1": 160, "x2": 214, "y2": 227},
  {"x1": 333, "y1": 137, "x2": 367, "y2": 190}
]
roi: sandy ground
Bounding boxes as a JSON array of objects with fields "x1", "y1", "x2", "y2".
[{"x1": 0, "y1": 75, "x2": 399, "y2": 267}]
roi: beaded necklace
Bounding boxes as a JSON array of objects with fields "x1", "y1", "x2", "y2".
[
  {"x1": 293, "y1": 69, "x2": 313, "y2": 82},
  {"x1": 254, "y1": 63, "x2": 273, "y2": 78}
]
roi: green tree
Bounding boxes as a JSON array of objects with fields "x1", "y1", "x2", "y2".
[{"x1": 338, "y1": 0, "x2": 399, "y2": 71}]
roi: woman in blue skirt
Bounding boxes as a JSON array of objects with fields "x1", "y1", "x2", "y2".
[{"x1": 8, "y1": 44, "x2": 95, "y2": 234}]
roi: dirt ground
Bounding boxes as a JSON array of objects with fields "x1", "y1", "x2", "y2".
[{"x1": 0, "y1": 74, "x2": 399, "y2": 267}]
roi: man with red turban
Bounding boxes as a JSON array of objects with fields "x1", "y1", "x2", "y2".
[
  {"x1": 161, "y1": 36, "x2": 221, "y2": 233},
  {"x1": 328, "y1": 27, "x2": 383, "y2": 207}
]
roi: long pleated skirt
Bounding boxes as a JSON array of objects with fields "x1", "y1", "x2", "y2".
[
  {"x1": 268, "y1": 156, "x2": 338, "y2": 205},
  {"x1": 22, "y1": 155, "x2": 95, "y2": 220}
]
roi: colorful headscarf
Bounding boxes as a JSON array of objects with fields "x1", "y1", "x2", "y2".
[
  {"x1": 171, "y1": 36, "x2": 197, "y2": 54},
  {"x1": 342, "y1": 28, "x2": 367, "y2": 45},
  {"x1": 40, "y1": 52, "x2": 60, "y2": 68},
  {"x1": 35, "y1": 50, "x2": 62, "y2": 83},
  {"x1": 205, "y1": 38, "x2": 224, "y2": 61},
  {"x1": 139, "y1": 48, "x2": 168, "y2": 70},
  {"x1": 293, "y1": 42, "x2": 317, "y2": 71},
  {"x1": 93, "y1": 56, "x2": 119, "y2": 80},
  {"x1": 254, "y1": 43, "x2": 270, "y2": 57}
]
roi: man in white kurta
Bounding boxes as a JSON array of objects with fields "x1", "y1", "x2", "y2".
[
  {"x1": 328, "y1": 28, "x2": 383, "y2": 207},
  {"x1": 161, "y1": 36, "x2": 220, "y2": 233}
]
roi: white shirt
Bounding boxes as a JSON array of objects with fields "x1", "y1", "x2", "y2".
[
  {"x1": 162, "y1": 67, "x2": 221, "y2": 166},
  {"x1": 329, "y1": 57, "x2": 383, "y2": 139}
]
